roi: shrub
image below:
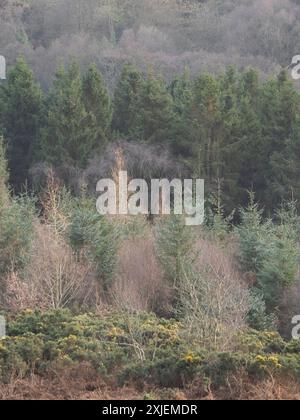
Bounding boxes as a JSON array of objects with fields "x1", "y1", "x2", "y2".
[
  {"x1": 257, "y1": 226, "x2": 299, "y2": 310},
  {"x1": 13, "y1": 222, "x2": 95, "y2": 310},
  {"x1": 236, "y1": 194, "x2": 271, "y2": 275},
  {"x1": 179, "y1": 238, "x2": 249, "y2": 350},
  {"x1": 1, "y1": 309, "x2": 300, "y2": 390},
  {"x1": 156, "y1": 215, "x2": 197, "y2": 288},
  {"x1": 0, "y1": 137, "x2": 9, "y2": 208},
  {"x1": 68, "y1": 206, "x2": 120, "y2": 291},
  {"x1": 247, "y1": 288, "x2": 277, "y2": 331},
  {"x1": 112, "y1": 232, "x2": 170, "y2": 314},
  {"x1": 0, "y1": 196, "x2": 34, "y2": 278},
  {"x1": 237, "y1": 194, "x2": 299, "y2": 313}
]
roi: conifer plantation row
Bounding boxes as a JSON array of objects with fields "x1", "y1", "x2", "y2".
[{"x1": 2, "y1": 59, "x2": 300, "y2": 213}]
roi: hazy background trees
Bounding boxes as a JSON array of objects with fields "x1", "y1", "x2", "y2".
[{"x1": 1, "y1": 0, "x2": 300, "y2": 89}]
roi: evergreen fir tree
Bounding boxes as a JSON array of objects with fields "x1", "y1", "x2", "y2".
[
  {"x1": 187, "y1": 73, "x2": 221, "y2": 180},
  {"x1": 112, "y1": 64, "x2": 143, "y2": 137},
  {"x1": 136, "y1": 71, "x2": 175, "y2": 144},
  {"x1": 169, "y1": 69, "x2": 193, "y2": 156},
  {"x1": 42, "y1": 63, "x2": 96, "y2": 167},
  {"x1": 0, "y1": 57, "x2": 43, "y2": 189},
  {"x1": 82, "y1": 64, "x2": 112, "y2": 148}
]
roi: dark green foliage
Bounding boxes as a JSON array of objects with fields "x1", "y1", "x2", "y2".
[
  {"x1": 257, "y1": 226, "x2": 299, "y2": 310},
  {"x1": 42, "y1": 63, "x2": 111, "y2": 168},
  {"x1": 2, "y1": 60, "x2": 300, "y2": 216},
  {"x1": 42, "y1": 63, "x2": 97, "y2": 167},
  {"x1": 0, "y1": 196, "x2": 34, "y2": 277},
  {"x1": 168, "y1": 70, "x2": 193, "y2": 156},
  {"x1": 237, "y1": 193, "x2": 271, "y2": 274},
  {"x1": 0, "y1": 58, "x2": 43, "y2": 190},
  {"x1": 112, "y1": 64, "x2": 143, "y2": 137},
  {"x1": 156, "y1": 215, "x2": 197, "y2": 287},
  {"x1": 135, "y1": 72, "x2": 175, "y2": 144},
  {"x1": 82, "y1": 64, "x2": 112, "y2": 146},
  {"x1": 237, "y1": 194, "x2": 299, "y2": 313},
  {"x1": 247, "y1": 288, "x2": 277, "y2": 331},
  {"x1": 113, "y1": 66, "x2": 176, "y2": 144},
  {"x1": 68, "y1": 206, "x2": 120, "y2": 290}
]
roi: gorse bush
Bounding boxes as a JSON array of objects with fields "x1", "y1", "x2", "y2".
[{"x1": 0, "y1": 309, "x2": 300, "y2": 390}]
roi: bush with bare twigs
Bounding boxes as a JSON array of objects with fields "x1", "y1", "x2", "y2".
[
  {"x1": 3, "y1": 221, "x2": 96, "y2": 311},
  {"x1": 112, "y1": 231, "x2": 171, "y2": 314},
  {"x1": 179, "y1": 238, "x2": 250, "y2": 350}
]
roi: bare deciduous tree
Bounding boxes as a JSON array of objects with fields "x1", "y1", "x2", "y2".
[
  {"x1": 3, "y1": 221, "x2": 96, "y2": 311},
  {"x1": 112, "y1": 231, "x2": 171, "y2": 314},
  {"x1": 180, "y1": 238, "x2": 249, "y2": 350}
]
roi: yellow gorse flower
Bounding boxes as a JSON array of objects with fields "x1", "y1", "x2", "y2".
[
  {"x1": 183, "y1": 353, "x2": 199, "y2": 363},
  {"x1": 107, "y1": 327, "x2": 124, "y2": 337},
  {"x1": 255, "y1": 355, "x2": 282, "y2": 369}
]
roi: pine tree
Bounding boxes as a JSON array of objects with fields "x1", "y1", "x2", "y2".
[
  {"x1": 217, "y1": 67, "x2": 242, "y2": 208},
  {"x1": 187, "y1": 73, "x2": 221, "y2": 180},
  {"x1": 258, "y1": 225, "x2": 298, "y2": 310},
  {"x1": 136, "y1": 71, "x2": 175, "y2": 144},
  {"x1": 112, "y1": 64, "x2": 143, "y2": 137},
  {"x1": 82, "y1": 64, "x2": 112, "y2": 148},
  {"x1": 266, "y1": 73, "x2": 300, "y2": 209},
  {"x1": 236, "y1": 192, "x2": 271, "y2": 274},
  {"x1": 156, "y1": 215, "x2": 197, "y2": 288},
  {"x1": 169, "y1": 69, "x2": 192, "y2": 117},
  {"x1": 42, "y1": 63, "x2": 97, "y2": 167},
  {"x1": 0, "y1": 57, "x2": 43, "y2": 190},
  {"x1": 237, "y1": 193, "x2": 298, "y2": 312},
  {"x1": 169, "y1": 69, "x2": 193, "y2": 156},
  {"x1": 225, "y1": 69, "x2": 263, "y2": 209}
]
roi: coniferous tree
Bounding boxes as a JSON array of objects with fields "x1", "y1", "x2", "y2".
[
  {"x1": 187, "y1": 73, "x2": 221, "y2": 180},
  {"x1": 169, "y1": 70, "x2": 193, "y2": 156},
  {"x1": 82, "y1": 64, "x2": 112, "y2": 148},
  {"x1": 112, "y1": 64, "x2": 143, "y2": 137},
  {"x1": 136, "y1": 71, "x2": 175, "y2": 144},
  {"x1": 224, "y1": 69, "x2": 263, "y2": 210},
  {"x1": 216, "y1": 67, "x2": 242, "y2": 208},
  {"x1": 42, "y1": 63, "x2": 96, "y2": 167},
  {"x1": 0, "y1": 57, "x2": 43, "y2": 189},
  {"x1": 265, "y1": 71, "x2": 300, "y2": 209}
]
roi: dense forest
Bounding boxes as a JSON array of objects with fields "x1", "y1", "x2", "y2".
[{"x1": 1, "y1": 0, "x2": 300, "y2": 401}]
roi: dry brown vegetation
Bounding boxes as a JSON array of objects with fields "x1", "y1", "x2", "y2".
[
  {"x1": 179, "y1": 237, "x2": 249, "y2": 350},
  {"x1": 1, "y1": 368, "x2": 299, "y2": 400},
  {"x1": 3, "y1": 223, "x2": 95, "y2": 311},
  {"x1": 113, "y1": 233, "x2": 171, "y2": 313}
]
